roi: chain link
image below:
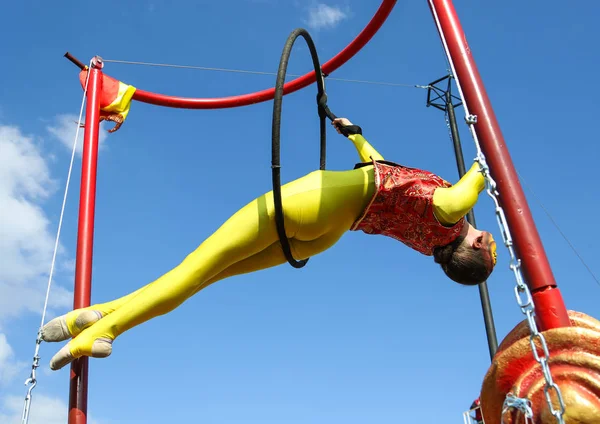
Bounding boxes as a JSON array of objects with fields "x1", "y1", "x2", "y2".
[
  {"x1": 502, "y1": 393, "x2": 534, "y2": 424},
  {"x1": 466, "y1": 116, "x2": 566, "y2": 424}
]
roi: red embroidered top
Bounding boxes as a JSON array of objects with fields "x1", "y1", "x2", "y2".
[{"x1": 351, "y1": 160, "x2": 465, "y2": 255}]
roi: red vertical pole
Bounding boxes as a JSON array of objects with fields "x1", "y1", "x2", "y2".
[
  {"x1": 68, "y1": 58, "x2": 103, "y2": 424},
  {"x1": 427, "y1": 0, "x2": 570, "y2": 331}
]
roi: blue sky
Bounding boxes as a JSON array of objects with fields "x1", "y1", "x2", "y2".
[{"x1": 1, "y1": 1, "x2": 599, "y2": 423}]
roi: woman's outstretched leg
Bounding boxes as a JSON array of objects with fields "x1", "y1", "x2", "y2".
[
  {"x1": 199, "y1": 230, "x2": 350, "y2": 291},
  {"x1": 41, "y1": 287, "x2": 147, "y2": 343},
  {"x1": 44, "y1": 167, "x2": 374, "y2": 370}
]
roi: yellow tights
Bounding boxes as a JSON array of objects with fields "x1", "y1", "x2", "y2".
[{"x1": 43, "y1": 166, "x2": 375, "y2": 369}]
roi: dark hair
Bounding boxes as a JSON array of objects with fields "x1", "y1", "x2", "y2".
[{"x1": 433, "y1": 235, "x2": 492, "y2": 285}]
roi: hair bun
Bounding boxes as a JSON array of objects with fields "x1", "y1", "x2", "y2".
[{"x1": 433, "y1": 244, "x2": 453, "y2": 265}]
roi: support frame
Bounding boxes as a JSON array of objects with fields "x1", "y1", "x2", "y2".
[
  {"x1": 428, "y1": 0, "x2": 570, "y2": 331},
  {"x1": 426, "y1": 75, "x2": 499, "y2": 360},
  {"x1": 68, "y1": 58, "x2": 103, "y2": 424}
]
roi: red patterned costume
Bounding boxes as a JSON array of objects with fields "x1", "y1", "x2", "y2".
[{"x1": 351, "y1": 160, "x2": 465, "y2": 255}]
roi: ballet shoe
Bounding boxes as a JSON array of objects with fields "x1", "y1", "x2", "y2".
[
  {"x1": 49, "y1": 337, "x2": 113, "y2": 371},
  {"x1": 41, "y1": 309, "x2": 103, "y2": 342}
]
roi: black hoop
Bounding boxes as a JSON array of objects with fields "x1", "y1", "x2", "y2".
[{"x1": 271, "y1": 28, "x2": 335, "y2": 268}]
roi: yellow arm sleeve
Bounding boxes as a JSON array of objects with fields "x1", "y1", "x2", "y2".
[
  {"x1": 348, "y1": 134, "x2": 384, "y2": 162},
  {"x1": 432, "y1": 162, "x2": 485, "y2": 225}
]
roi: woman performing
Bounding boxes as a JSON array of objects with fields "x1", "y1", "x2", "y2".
[{"x1": 42, "y1": 117, "x2": 498, "y2": 370}]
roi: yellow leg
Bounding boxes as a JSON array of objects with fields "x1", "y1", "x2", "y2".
[
  {"x1": 200, "y1": 231, "x2": 348, "y2": 290},
  {"x1": 47, "y1": 167, "x2": 374, "y2": 369}
]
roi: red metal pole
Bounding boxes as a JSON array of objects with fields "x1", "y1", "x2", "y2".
[
  {"x1": 68, "y1": 58, "x2": 103, "y2": 424},
  {"x1": 427, "y1": 0, "x2": 570, "y2": 331}
]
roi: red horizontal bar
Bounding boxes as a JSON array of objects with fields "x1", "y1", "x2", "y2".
[{"x1": 132, "y1": 0, "x2": 397, "y2": 109}]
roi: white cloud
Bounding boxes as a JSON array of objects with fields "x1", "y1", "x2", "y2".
[
  {"x1": 47, "y1": 113, "x2": 108, "y2": 156},
  {"x1": 0, "y1": 394, "x2": 65, "y2": 424},
  {"x1": 0, "y1": 334, "x2": 26, "y2": 385},
  {"x1": 0, "y1": 392, "x2": 104, "y2": 424},
  {"x1": 306, "y1": 3, "x2": 348, "y2": 30},
  {"x1": 0, "y1": 119, "x2": 112, "y2": 423},
  {"x1": 0, "y1": 120, "x2": 87, "y2": 422},
  {"x1": 0, "y1": 124, "x2": 73, "y2": 324}
]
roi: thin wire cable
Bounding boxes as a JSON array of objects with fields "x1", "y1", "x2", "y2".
[
  {"x1": 21, "y1": 61, "x2": 91, "y2": 424},
  {"x1": 97, "y1": 56, "x2": 600, "y2": 290},
  {"x1": 517, "y1": 171, "x2": 600, "y2": 287},
  {"x1": 432, "y1": 17, "x2": 452, "y2": 75},
  {"x1": 102, "y1": 58, "x2": 428, "y2": 88},
  {"x1": 39, "y1": 75, "x2": 89, "y2": 329}
]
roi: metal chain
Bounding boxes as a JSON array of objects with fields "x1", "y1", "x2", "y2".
[
  {"x1": 429, "y1": 6, "x2": 565, "y2": 417},
  {"x1": 443, "y1": 112, "x2": 453, "y2": 142},
  {"x1": 464, "y1": 114, "x2": 566, "y2": 423}
]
